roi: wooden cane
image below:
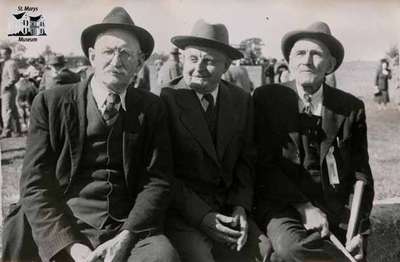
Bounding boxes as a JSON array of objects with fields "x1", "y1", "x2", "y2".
[
  {"x1": 346, "y1": 180, "x2": 366, "y2": 244},
  {"x1": 329, "y1": 233, "x2": 357, "y2": 262}
]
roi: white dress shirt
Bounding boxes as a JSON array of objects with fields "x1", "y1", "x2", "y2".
[
  {"x1": 195, "y1": 86, "x2": 219, "y2": 111},
  {"x1": 90, "y1": 76, "x2": 127, "y2": 114},
  {"x1": 296, "y1": 84, "x2": 324, "y2": 116}
]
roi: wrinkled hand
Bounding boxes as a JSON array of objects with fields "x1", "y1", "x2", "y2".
[
  {"x1": 346, "y1": 234, "x2": 365, "y2": 261},
  {"x1": 200, "y1": 212, "x2": 242, "y2": 246},
  {"x1": 86, "y1": 230, "x2": 134, "y2": 262},
  {"x1": 231, "y1": 206, "x2": 248, "y2": 251},
  {"x1": 295, "y1": 202, "x2": 330, "y2": 238},
  {"x1": 66, "y1": 243, "x2": 92, "y2": 262}
]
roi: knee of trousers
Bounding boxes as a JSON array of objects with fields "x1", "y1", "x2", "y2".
[
  {"x1": 272, "y1": 237, "x2": 307, "y2": 261},
  {"x1": 130, "y1": 235, "x2": 180, "y2": 262}
]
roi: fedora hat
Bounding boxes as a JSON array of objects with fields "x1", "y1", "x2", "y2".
[
  {"x1": 281, "y1": 21, "x2": 344, "y2": 73},
  {"x1": 81, "y1": 7, "x2": 154, "y2": 59},
  {"x1": 171, "y1": 19, "x2": 243, "y2": 60}
]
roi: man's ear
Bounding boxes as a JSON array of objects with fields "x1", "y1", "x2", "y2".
[{"x1": 88, "y1": 47, "x2": 95, "y2": 65}]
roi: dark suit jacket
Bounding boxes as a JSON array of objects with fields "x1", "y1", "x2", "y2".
[
  {"x1": 14, "y1": 76, "x2": 172, "y2": 261},
  {"x1": 253, "y1": 81, "x2": 374, "y2": 235},
  {"x1": 161, "y1": 78, "x2": 256, "y2": 227}
]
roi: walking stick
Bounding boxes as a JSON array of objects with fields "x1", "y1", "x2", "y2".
[
  {"x1": 329, "y1": 233, "x2": 357, "y2": 262},
  {"x1": 346, "y1": 180, "x2": 366, "y2": 245}
]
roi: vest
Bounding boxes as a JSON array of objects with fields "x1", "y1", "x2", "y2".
[{"x1": 66, "y1": 87, "x2": 130, "y2": 229}]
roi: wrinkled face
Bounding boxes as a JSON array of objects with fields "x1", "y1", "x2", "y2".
[
  {"x1": 289, "y1": 38, "x2": 336, "y2": 89},
  {"x1": 89, "y1": 29, "x2": 144, "y2": 94},
  {"x1": 183, "y1": 46, "x2": 230, "y2": 94}
]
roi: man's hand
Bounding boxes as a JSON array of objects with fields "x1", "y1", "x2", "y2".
[
  {"x1": 66, "y1": 243, "x2": 92, "y2": 262},
  {"x1": 200, "y1": 212, "x2": 242, "y2": 246},
  {"x1": 346, "y1": 234, "x2": 365, "y2": 261},
  {"x1": 86, "y1": 230, "x2": 134, "y2": 262},
  {"x1": 231, "y1": 206, "x2": 248, "y2": 251},
  {"x1": 295, "y1": 202, "x2": 330, "y2": 238}
]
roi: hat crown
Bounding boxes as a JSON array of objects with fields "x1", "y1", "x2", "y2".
[
  {"x1": 190, "y1": 19, "x2": 230, "y2": 46},
  {"x1": 102, "y1": 7, "x2": 135, "y2": 26},
  {"x1": 306, "y1": 21, "x2": 332, "y2": 35}
]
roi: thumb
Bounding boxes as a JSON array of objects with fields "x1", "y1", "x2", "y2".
[
  {"x1": 216, "y1": 214, "x2": 234, "y2": 224},
  {"x1": 320, "y1": 223, "x2": 330, "y2": 238}
]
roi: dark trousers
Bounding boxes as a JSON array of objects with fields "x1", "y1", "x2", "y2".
[
  {"x1": 165, "y1": 214, "x2": 272, "y2": 262},
  {"x1": 266, "y1": 208, "x2": 350, "y2": 262}
]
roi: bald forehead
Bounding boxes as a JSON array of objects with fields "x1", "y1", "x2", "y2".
[
  {"x1": 94, "y1": 28, "x2": 141, "y2": 51},
  {"x1": 184, "y1": 45, "x2": 229, "y2": 61},
  {"x1": 290, "y1": 38, "x2": 332, "y2": 57}
]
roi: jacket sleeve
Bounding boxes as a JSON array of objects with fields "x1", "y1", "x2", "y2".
[
  {"x1": 20, "y1": 92, "x2": 84, "y2": 261},
  {"x1": 121, "y1": 100, "x2": 172, "y2": 236},
  {"x1": 226, "y1": 93, "x2": 256, "y2": 212},
  {"x1": 351, "y1": 101, "x2": 374, "y2": 235},
  {"x1": 253, "y1": 88, "x2": 308, "y2": 223}
]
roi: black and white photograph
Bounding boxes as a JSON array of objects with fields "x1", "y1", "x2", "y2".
[{"x1": 0, "y1": 0, "x2": 399, "y2": 261}]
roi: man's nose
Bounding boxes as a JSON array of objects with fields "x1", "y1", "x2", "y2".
[
  {"x1": 110, "y1": 51, "x2": 123, "y2": 67},
  {"x1": 194, "y1": 59, "x2": 207, "y2": 72},
  {"x1": 301, "y1": 52, "x2": 313, "y2": 65}
]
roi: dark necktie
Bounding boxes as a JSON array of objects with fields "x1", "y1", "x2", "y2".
[
  {"x1": 303, "y1": 93, "x2": 313, "y2": 115},
  {"x1": 202, "y1": 93, "x2": 217, "y2": 138},
  {"x1": 103, "y1": 93, "x2": 121, "y2": 126}
]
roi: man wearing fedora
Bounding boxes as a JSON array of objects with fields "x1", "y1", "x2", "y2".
[
  {"x1": 161, "y1": 20, "x2": 271, "y2": 262},
  {"x1": 2, "y1": 7, "x2": 179, "y2": 262},
  {"x1": 253, "y1": 21, "x2": 374, "y2": 262},
  {"x1": 39, "y1": 54, "x2": 81, "y2": 92}
]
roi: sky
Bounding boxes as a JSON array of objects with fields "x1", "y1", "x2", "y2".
[{"x1": 1, "y1": 0, "x2": 399, "y2": 61}]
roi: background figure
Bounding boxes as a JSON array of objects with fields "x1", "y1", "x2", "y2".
[
  {"x1": 157, "y1": 47, "x2": 182, "y2": 86},
  {"x1": 134, "y1": 63, "x2": 151, "y2": 91},
  {"x1": 274, "y1": 62, "x2": 290, "y2": 83},
  {"x1": 1, "y1": 46, "x2": 22, "y2": 138},
  {"x1": 24, "y1": 58, "x2": 42, "y2": 88},
  {"x1": 74, "y1": 58, "x2": 93, "y2": 81},
  {"x1": 39, "y1": 54, "x2": 81, "y2": 92},
  {"x1": 325, "y1": 72, "x2": 337, "y2": 88},
  {"x1": 374, "y1": 58, "x2": 392, "y2": 109},
  {"x1": 223, "y1": 61, "x2": 254, "y2": 93},
  {"x1": 264, "y1": 58, "x2": 276, "y2": 84},
  {"x1": 16, "y1": 76, "x2": 37, "y2": 130}
]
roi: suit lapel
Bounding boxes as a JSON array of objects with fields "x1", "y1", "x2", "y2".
[
  {"x1": 320, "y1": 85, "x2": 345, "y2": 163},
  {"x1": 216, "y1": 81, "x2": 237, "y2": 160},
  {"x1": 64, "y1": 77, "x2": 89, "y2": 182},
  {"x1": 122, "y1": 87, "x2": 141, "y2": 181},
  {"x1": 175, "y1": 79, "x2": 219, "y2": 166}
]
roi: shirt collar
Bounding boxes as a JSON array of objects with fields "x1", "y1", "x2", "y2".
[
  {"x1": 195, "y1": 85, "x2": 219, "y2": 103},
  {"x1": 90, "y1": 75, "x2": 127, "y2": 111},
  {"x1": 296, "y1": 83, "x2": 323, "y2": 105}
]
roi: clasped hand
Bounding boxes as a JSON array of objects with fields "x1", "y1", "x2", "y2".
[{"x1": 200, "y1": 206, "x2": 248, "y2": 251}]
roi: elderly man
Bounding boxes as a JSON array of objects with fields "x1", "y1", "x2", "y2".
[
  {"x1": 1, "y1": 46, "x2": 22, "y2": 138},
  {"x1": 2, "y1": 7, "x2": 179, "y2": 262},
  {"x1": 161, "y1": 20, "x2": 271, "y2": 262},
  {"x1": 253, "y1": 22, "x2": 374, "y2": 262}
]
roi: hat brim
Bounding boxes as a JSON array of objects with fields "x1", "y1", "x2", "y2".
[
  {"x1": 81, "y1": 23, "x2": 154, "y2": 59},
  {"x1": 282, "y1": 30, "x2": 344, "y2": 73},
  {"x1": 171, "y1": 36, "x2": 243, "y2": 60}
]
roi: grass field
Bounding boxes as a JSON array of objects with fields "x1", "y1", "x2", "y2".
[{"x1": 1, "y1": 61, "x2": 400, "y2": 252}]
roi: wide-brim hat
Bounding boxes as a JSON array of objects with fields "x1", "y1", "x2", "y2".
[
  {"x1": 281, "y1": 21, "x2": 344, "y2": 73},
  {"x1": 171, "y1": 19, "x2": 243, "y2": 60},
  {"x1": 81, "y1": 7, "x2": 154, "y2": 59}
]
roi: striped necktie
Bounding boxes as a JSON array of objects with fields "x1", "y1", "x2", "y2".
[{"x1": 103, "y1": 93, "x2": 121, "y2": 125}]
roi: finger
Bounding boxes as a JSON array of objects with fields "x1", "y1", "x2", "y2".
[
  {"x1": 236, "y1": 216, "x2": 248, "y2": 251},
  {"x1": 215, "y1": 222, "x2": 242, "y2": 237},
  {"x1": 354, "y1": 252, "x2": 364, "y2": 261},
  {"x1": 214, "y1": 231, "x2": 239, "y2": 244},
  {"x1": 216, "y1": 214, "x2": 234, "y2": 224}
]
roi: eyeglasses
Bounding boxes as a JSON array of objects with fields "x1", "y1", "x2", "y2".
[{"x1": 101, "y1": 47, "x2": 142, "y2": 63}]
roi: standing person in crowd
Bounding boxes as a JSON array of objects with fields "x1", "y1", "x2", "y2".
[
  {"x1": 2, "y1": 7, "x2": 179, "y2": 262},
  {"x1": 254, "y1": 21, "x2": 374, "y2": 262},
  {"x1": 24, "y1": 58, "x2": 42, "y2": 88},
  {"x1": 158, "y1": 47, "x2": 182, "y2": 86},
  {"x1": 161, "y1": 19, "x2": 271, "y2": 262},
  {"x1": 374, "y1": 58, "x2": 392, "y2": 110},
  {"x1": 39, "y1": 54, "x2": 81, "y2": 92},
  {"x1": 264, "y1": 58, "x2": 276, "y2": 84},
  {"x1": 0, "y1": 46, "x2": 22, "y2": 138},
  {"x1": 223, "y1": 60, "x2": 254, "y2": 93},
  {"x1": 274, "y1": 62, "x2": 291, "y2": 83}
]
